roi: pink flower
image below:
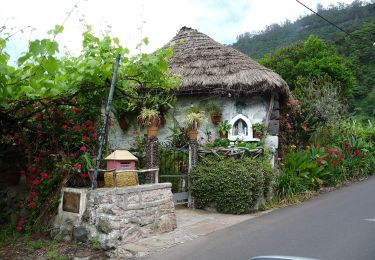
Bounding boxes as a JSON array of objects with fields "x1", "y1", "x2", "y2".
[
  {"x1": 29, "y1": 202, "x2": 36, "y2": 209},
  {"x1": 80, "y1": 146, "x2": 87, "y2": 152},
  {"x1": 73, "y1": 163, "x2": 82, "y2": 170},
  {"x1": 277, "y1": 157, "x2": 282, "y2": 161},
  {"x1": 31, "y1": 191, "x2": 38, "y2": 197},
  {"x1": 62, "y1": 124, "x2": 68, "y2": 129},
  {"x1": 90, "y1": 133, "x2": 97, "y2": 138},
  {"x1": 41, "y1": 173, "x2": 49, "y2": 179},
  {"x1": 32, "y1": 179, "x2": 40, "y2": 186},
  {"x1": 82, "y1": 172, "x2": 89, "y2": 178},
  {"x1": 287, "y1": 122, "x2": 292, "y2": 129}
]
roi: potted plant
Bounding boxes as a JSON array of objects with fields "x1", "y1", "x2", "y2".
[
  {"x1": 137, "y1": 108, "x2": 160, "y2": 138},
  {"x1": 185, "y1": 111, "x2": 204, "y2": 140},
  {"x1": 252, "y1": 122, "x2": 266, "y2": 139},
  {"x1": 217, "y1": 120, "x2": 231, "y2": 138},
  {"x1": 207, "y1": 103, "x2": 222, "y2": 125}
]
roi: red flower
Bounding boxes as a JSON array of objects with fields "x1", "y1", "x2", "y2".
[
  {"x1": 33, "y1": 103, "x2": 39, "y2": 108},
  {"x1": 314, "y1": 143, "x2": 320, "y2": 148},
  {"x1": 39, "y1": 151, "x2": 46, "y2": 157},
  {"x1": 31, "y1": 191, "x2": 38, "y2": 197},
  {"x1": 88, "y1": 126, "x2": 95, "y2": 131},
  {"x1": 82, "y1": 135, "x2": 89, "y2": 141},
  {"x1": 72, "y1": 125, "x2": 79, "y2": 131},
  {"x1": 19, "y1": 170, "x2": 26, "y2": 175},
  {"x1": 34, "y1": 113, "x2": 43, "y2": 120},
  {"x1": 56, "y1": 111, "x2": 62, "y2": 116},
  {"x1": 353, "y1": 149, "x2": 362, "y2": 157},
  {"x1": 32, "y1": 179, "x2": 41, "y2": 186},
  {"x1": 80, "y1": 146, "x2": 87, "y2": 152},
  {"x1": 322, "y1": 157, "x2": 329, "y2": 161},
  {"x1": 107, "y1": 121, "x2": 113, "y2": 126},
  {"x1": 27, "y1": 165, "x2": 36, "y2": 172},
  {"x1": 73, "y1": 163, "x2": 82, "y2": 170},
  {"x1": 287, "y1": 122, "x2": 292, "y2": 129},
  {"x1": 82, "y1": 172, "x2": 89, "y2": 178},
  {"x1": 334, "y1": 150, "x2": 339, "y2": 155},
  {"x1": 317, "y1": 159, "x2": 323, "y2": 167},
  {"x1": 62, "y1": 124, "x2": 68, "y2": 129},
  {"x1": 90, "y1": 133, "x2": 97, "y2": 138},
  {"x1": 29, "y1": 202, "x2": 36, "y2": 209},
  {"x1": 345, "y1": 145, "x2": 352, "y2": 152},
  {"x1": 16, "y1": 226, "x2": 23, "y2": 232},
  {"x1": 332, "y1": 160, "x2": 338, "y2": 166},
  {"x1": 34, "y1": 157, "x2": 41, "y2": 163},
  {"x1": 85, "y1": 120, "x2": 93, "y2": 126},
  {"x1": 72, "y1": 108, "x2": 81, "y2": 114},
  {"x1": 41, "y1": 172, "x2": 49, "y2": 179}
]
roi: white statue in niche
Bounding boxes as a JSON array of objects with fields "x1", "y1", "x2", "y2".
[{"x1": 228, "y1": 114, "x2": 258, "y2": 141}]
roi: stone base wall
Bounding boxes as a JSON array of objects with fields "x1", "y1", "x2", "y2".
[{"x1": 53, "y1": 183, "x2": 176, "y2": 257}]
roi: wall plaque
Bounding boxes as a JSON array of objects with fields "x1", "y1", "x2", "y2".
[{"x1": 62, "y1": 191, "x2": 80, "y2": 213}]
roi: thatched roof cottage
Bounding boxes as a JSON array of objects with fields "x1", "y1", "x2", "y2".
[{"x1": 110, "y1": 27, "x2": 290, "y2": 150}]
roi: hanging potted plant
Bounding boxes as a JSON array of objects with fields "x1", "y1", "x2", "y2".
[
  {"x1": 217, "y1": 120, "x2": 231, "y2": 138},
  {"x1": 138, "y1": 108, "x2": 160, "y2": 138},
  {"x1": 252, "y1": 122, "x2": 266, "y2": 139},
  {"x1": 207, "y1": 103, "x2": 222, "y2": 125},
  {"x1": 185, "y1": 111, "x2": 204, "y2": 140}
]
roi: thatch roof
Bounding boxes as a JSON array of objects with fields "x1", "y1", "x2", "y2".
[{"x1": 165, "y1": 27, "x2": 290, "y2": 98}]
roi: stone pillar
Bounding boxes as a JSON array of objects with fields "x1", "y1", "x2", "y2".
[
  {"x1": 188, "y1": 140, "x2": 199, "y2": 172},
  {"x1": 188, "y1": 139, "x2": 199, "y2": 207},
  {"x1": 145, "y1": 136, "x2": 159, "y2": 184}
]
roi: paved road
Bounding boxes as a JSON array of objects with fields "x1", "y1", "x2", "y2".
[{"x1": 144, "y1": 176, "x2": 375, "y2": 260}]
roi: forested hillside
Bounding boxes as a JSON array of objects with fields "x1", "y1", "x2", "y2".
[
  {"x1": 232, "y1": 1, "x2": 375, "y2": 59},
  {"x1": 231, "y1": 1, "x2": 375, "y2": 119}
]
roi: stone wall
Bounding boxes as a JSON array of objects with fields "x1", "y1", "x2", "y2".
[{"x1": 53, "y1": 183, "x2": 176, "y2": 258}]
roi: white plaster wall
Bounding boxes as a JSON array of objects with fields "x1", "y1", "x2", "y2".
[{"x1": 108, "y1": 95, "x2": 268, "y2": 150}]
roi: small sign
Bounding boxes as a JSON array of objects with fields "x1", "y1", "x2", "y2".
[{"x1": 62, "y1": 191, "x2": 80, "y2": 213}]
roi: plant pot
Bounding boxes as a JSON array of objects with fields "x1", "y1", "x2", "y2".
[
  {"x1": 118, "y1": 114, "x2": 129, "y2": 131},
  {"x1": 149, "y1": 117, "x2": 160, "y2": 127},
  {"x1": 253, "y1": 131, "x2": 263, "y2": 139},
  {"x1": 219, "y1": 132, "x2": 228, "y2": 138},
  {"x1": 147, "y1": 126, "x2": 159, "y2": 138},
  {"x1": 211, "y1": 114, "x2": 222, "y2": 125},
  {"x1": 188, "y1": 129, "x2": 198, "y2": 140}
]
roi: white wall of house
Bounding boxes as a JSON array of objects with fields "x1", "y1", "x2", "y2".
[{"x1": 108, "y1": 95, "x2": 269, "y2": 150}]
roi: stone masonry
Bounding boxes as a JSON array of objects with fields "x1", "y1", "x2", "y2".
[{"x1": 53, "y1": 183, "x2": 176, "y2": 258}]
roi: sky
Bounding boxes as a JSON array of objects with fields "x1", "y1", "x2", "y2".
[{"x1": 0, "y1": 0, "x2": 361, "y2": 60}]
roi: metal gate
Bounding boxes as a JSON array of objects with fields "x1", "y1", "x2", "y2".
[{"x1": 158, "y1": 144, "x2": 190, "y2": 204}]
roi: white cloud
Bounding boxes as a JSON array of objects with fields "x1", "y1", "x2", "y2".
[{"x1": 0, "y1": 0, "x2": 363, "y2": 61}]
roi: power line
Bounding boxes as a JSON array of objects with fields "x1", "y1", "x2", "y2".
[{"x1": 295, "y1": 0, "x2": 351, "y2": 36}]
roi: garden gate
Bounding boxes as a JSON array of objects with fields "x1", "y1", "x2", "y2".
[{"x1": 158, "y1": 143, "x2": 190, "y2": 204}]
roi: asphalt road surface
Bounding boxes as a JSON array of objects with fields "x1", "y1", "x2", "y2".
[{"x1": 144, "y1": 176, "x2": 375, "y2": 260}]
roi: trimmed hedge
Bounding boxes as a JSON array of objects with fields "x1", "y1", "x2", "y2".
[{"x1": 191, "y1": 157, "x2": 273, "y2": 214}]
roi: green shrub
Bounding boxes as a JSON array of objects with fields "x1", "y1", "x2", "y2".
[{"x1": 191, "y1": 157, "x2": 273, "y2": 214}]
